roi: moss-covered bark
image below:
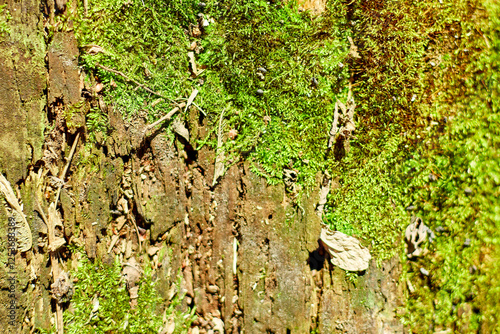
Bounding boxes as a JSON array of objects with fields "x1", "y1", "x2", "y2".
[
  {"x1": 0, "y1": 0, "x2": 45, "y2": 184},
  {"x1": 0, "y1": 0, "x2": 46, "y2": 329},
  {"x1": 0, "y1": 1, "x2": 409, "y2": 333}
]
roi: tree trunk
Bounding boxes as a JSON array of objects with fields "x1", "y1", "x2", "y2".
[{"x1": 0, "y1": 2, "x2": 404, "y2": 333}]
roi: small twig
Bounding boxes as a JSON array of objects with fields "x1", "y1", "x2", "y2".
[
  {"x1": 95, "y1": 64, "x2": 174, "y2": 103},
  {"x1": 144, "y1": 103, "x2": 186, "y2": 133},
  {"x1": 55, "y1": 132, "x2": 80, "y2": 207},
  {"x1": 473, "y1": 27, "x2": 491, "y2": 49},
  {"x1": 184, "y1": 89, "x2": 199, "y2": 113},
  {"x1": 128, "y1": 213, "x2": 142, "y2": 253},
  {"x1": 56, "y1": 303, "x2": 63, "y2": 334},
  {"x1": 107, "y1": 235, "x2": 120, "y2": 254},
  {"x1": 192, "y1": 102, "x2": 207, "y2": 116},
  {"x1": 327, "y1": 102, "x2": 340, "y2": 150},
  {"x1": 217, "y1": 108, "x2": 226, "y2": 150},
  {"x1": 107, "y1": 217, "x2": 128, "y2": 253},
  {"x1": 212, "y1": 107, "x2": 227, "y2": 186}
]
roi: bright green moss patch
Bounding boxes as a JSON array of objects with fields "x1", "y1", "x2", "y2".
[
  {"x1": 0, "y1": 4, "x2": 12, "y2": 38},
  {"x1": 197, "y1": 1, "x2": 351, "y2": 185},
  {"x1": 64, "y1": 254, "x2": 195, "y2": 333},
  {"x1": 75, "y1": 0, "x2": 199, "y2": 120}
]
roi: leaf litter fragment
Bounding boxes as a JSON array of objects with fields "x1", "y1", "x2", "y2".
[
  {"x1": 320, "y1": 225, "x2": 371, "y2": 272},
  {"x1": 0, "y1": 172, "x2": 32, "y2": 252}
]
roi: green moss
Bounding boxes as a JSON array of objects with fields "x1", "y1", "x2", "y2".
[
  {"x1": 335, "y1": 0, "x2": 499, "y2": 331},
  {"x1": 72, "y1": 0, "x2": 500, "y2": 330},
  {"x1": 0, "y1": 4, "x2": 12, "y2": 38},
  {"x1": 64, "y1": 101, "x2": 87, "y2": 131},
  {"x1": 73, "y1": 0, "x2": 352, "y2": 186},
  {"x1": 86, "y1": 107, "x2": 110, "y2": 144},
  {"x1": 64, "y1": 254, "x2": 195, "y2": 333},
  {"x1": 200, "y1": 1, "x2": 351, "y2": 186}
]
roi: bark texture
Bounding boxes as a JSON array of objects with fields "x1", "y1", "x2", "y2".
[{"x1": 0, "y1": 2, "x2": 405, "y2": 333}]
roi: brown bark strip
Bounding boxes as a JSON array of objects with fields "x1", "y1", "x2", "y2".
[{"x1": 47, "y1": 203, "x2": 64, "y2": 334}]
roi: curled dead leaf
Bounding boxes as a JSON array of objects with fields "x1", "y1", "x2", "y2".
[{"x1": 320, "y1": 226, "x2": 371, "y2": 271}]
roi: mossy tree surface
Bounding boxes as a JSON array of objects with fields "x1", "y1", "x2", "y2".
[
  {"x1": 75, "y1": 0, "x2": 351, "y2": 183},
  {"x1": 64, "y1": 254, "x2": 195, "y2": 333},
  {"x1": 70, "y1": 0, "x2": 499, "y2": 332},
  {"x1": 342, "y1": 0, "x2": 500, "y2": 332}
]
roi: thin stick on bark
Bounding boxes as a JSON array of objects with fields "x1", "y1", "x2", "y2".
[
  {"x1": 327, "y1": 102, "x2": 340, "y2": 150},
  {"x1": 192, "y1": 102, "x2": 207, "y2": 116},
  {"x1": 55, "y1": 132, "x2": 80, "y2": 207},
  {"x1": 144, "y1": 103, "x2": 186, "y2": 133},
  {"x1": 212, "y1": 107, "x2": 226, "y2": 186},
  {"x1": 184, "y1": 89, "x2": 198, "y2": 113},
  {"x1": 128, "y1": 213, "x2": 142, "y2": 253},
  {"x1": 107, "y1": 217, "x2": 128, "y2": 253}
]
